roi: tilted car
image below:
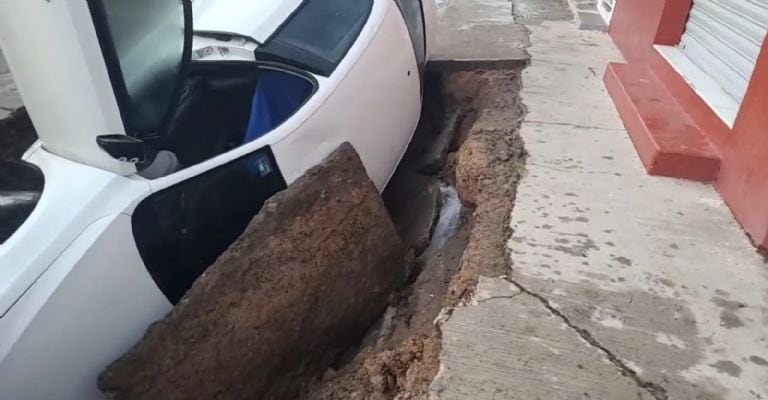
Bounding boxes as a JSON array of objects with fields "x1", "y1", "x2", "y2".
[{"x1": 0, "y1": 0, "x2": 437, "y2": 398}]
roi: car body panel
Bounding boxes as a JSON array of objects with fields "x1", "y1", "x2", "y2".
[
  {"x1": 192, "y1": 0, "x2": 302, "y2": 43},
  {"x1": 0, "y1": 0, "x2": 133, "y2": 175},
  {"x1": 149, "y1": 0, "x2": 419, "y2": 193},
  {"x1": 0, "y1": 147, "x2": 151, "y2": 316},
  {"x1": 0, "y1": 0, "x2": 431, "y2": 398},
  {"x1": 272, "y1": 1, "x2": 421, "y2": 189},
  {"x1": 0, "y1": 215, "x2": 171, "y2": 400}
]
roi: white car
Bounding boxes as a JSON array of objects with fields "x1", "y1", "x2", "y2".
[{"x1": 0, "y1": 0, "x2": 436, "y2": 398}]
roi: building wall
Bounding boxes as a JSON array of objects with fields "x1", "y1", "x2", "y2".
[
  {"x1": 608, "y1": 0, "x2": 768, "y2": 248},
  {"x1": 609, "y1": 0, "x2": 690, "y2": 62},
  {"x1": 717, "y1": 41, "x2": 768, "y2": 246}
]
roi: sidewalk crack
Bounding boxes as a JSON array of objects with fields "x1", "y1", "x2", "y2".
[
  {"x1": 527, "y1": 162, "x2": 620, "y2": 176},
  {"x1": 503, "y1": 276, "x2": 669, "y2": 400},
  {"x1": 524, "y1": 120, "x2": 625, "y2": 131},
  {"x1": 475, "y1": 292, "x2": 524, "y2": 304}
]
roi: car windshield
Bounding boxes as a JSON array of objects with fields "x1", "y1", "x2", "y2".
[{"x1": 97, "y1": 0, "x2": 187, "y2": 136}]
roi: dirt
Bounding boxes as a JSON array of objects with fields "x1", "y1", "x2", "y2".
[
  {"x1": 299, "y1": 69, "x2": 526, "y2": 400},
  {"x1": 99, "y1": 144, "x2": 407, "y2": 400},
  {"x1": 0, "y1": 108, "x2": 37, "y2": 160}
]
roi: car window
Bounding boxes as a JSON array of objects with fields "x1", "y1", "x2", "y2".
[
  {"x1": 255, "y1": 0, "x2": 373, "y2": 76},
  {"x1": 133, "y1": 147, "x2": 286, "y2": 303},
  {"x1": 90, "y1": 0, "x2": 188, "y2": 137}
]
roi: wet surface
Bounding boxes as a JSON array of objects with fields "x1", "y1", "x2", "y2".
[{"x1": 511, "y1": 0, "x2": 573, "y2": 23}]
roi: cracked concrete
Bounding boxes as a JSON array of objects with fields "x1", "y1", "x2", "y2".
[
  {"x1": 508, "y1": 277, "x2": 669, "y2": 399},
  {"x1": 434, "y1": 3, "x2": 768, "y2": 400},
  {"x1": 434, "y1": 278, "x2": 654, "y2": 400},
  {"x1": 431, "y1": 0, "x2": 529, "y2": 71}
]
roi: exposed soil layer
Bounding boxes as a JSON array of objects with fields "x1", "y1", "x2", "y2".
[
  {"x1": 99, "y1": 144, "x2": 407, "y2": 400},
  {"x1": 300, "y1": 69, "x2": 526, "y2": 400},
  {"x1": 0, "y1": 108, "x2": 37, "y2": 160}
]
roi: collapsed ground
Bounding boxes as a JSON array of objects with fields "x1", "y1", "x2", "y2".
[
  {"x1": 298, "y1": 68, "x2": 527, "y2": 400},
  {"x1": 0, "y1": 67, "x2": 528, "y2": 399}
]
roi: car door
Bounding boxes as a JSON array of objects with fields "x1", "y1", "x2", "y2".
[
  {"x1": 88, "y1": 0, "x2": 292, "y2": 303},
  {"x1": 395, "y1": 0, "x2": 427, "y2": 75}
]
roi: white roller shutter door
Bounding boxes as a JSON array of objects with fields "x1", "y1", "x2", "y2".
[
  {"x1": 598, "y1": 0, "x2": 615, "y2": 23},
  {"x1": 679, "y1": 0, "x2": 768, "y2": 103}
]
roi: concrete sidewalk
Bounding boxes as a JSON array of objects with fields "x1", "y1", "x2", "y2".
[{"x1": 433, "y1": 3, "x2": 768, "y2": 400}]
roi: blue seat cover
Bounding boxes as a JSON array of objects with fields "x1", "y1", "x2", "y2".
[{"x1": 244, "y1": 70, "x2": 313, "y2": 143}]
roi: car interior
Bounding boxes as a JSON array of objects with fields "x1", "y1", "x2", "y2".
[
  {"x1": 91, "y1": 0, "x2": 317, "y2": 179},
  {"x1": 153, "y1": 63, "x2": 315, "y2": 175},
  {"x1": 131, "y1": 62, "x2": 311, "y2": 302}
]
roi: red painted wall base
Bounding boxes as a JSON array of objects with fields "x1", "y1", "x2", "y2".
[
  {"x1": 607, "y1": 0, "x2": 768, "y2": 249},
  {"x1": 604, "y1": 62, "x2": 720, "y2": 182}
]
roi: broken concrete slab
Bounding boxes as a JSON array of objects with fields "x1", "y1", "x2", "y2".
[
  {"x1": 432, "y1": 277, "x2": 653, "y2": 400},
  {"x1": 430, "y1": 0, "x2": 530, "y2": 72},
  {"x1": 383, "y1": 170, "x2": 442, "y2": 256},
  {"x1": 471, "y1": 275, "x2": 521, "y2": 303},
  {"x1": 99, "y1": 143, "x2": 407, "y2": 400}
]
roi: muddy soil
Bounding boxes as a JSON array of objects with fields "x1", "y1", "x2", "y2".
[
  {"x1": 299, "y1": 69, "x2": 526, "y2": 400},
  {"x1": 0, "y1": 108, "x2": 36, "y2": 160}
]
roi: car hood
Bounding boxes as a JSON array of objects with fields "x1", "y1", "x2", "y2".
[{"x1": 192, "y1": 0, "x2": 303, "y2": 43}]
